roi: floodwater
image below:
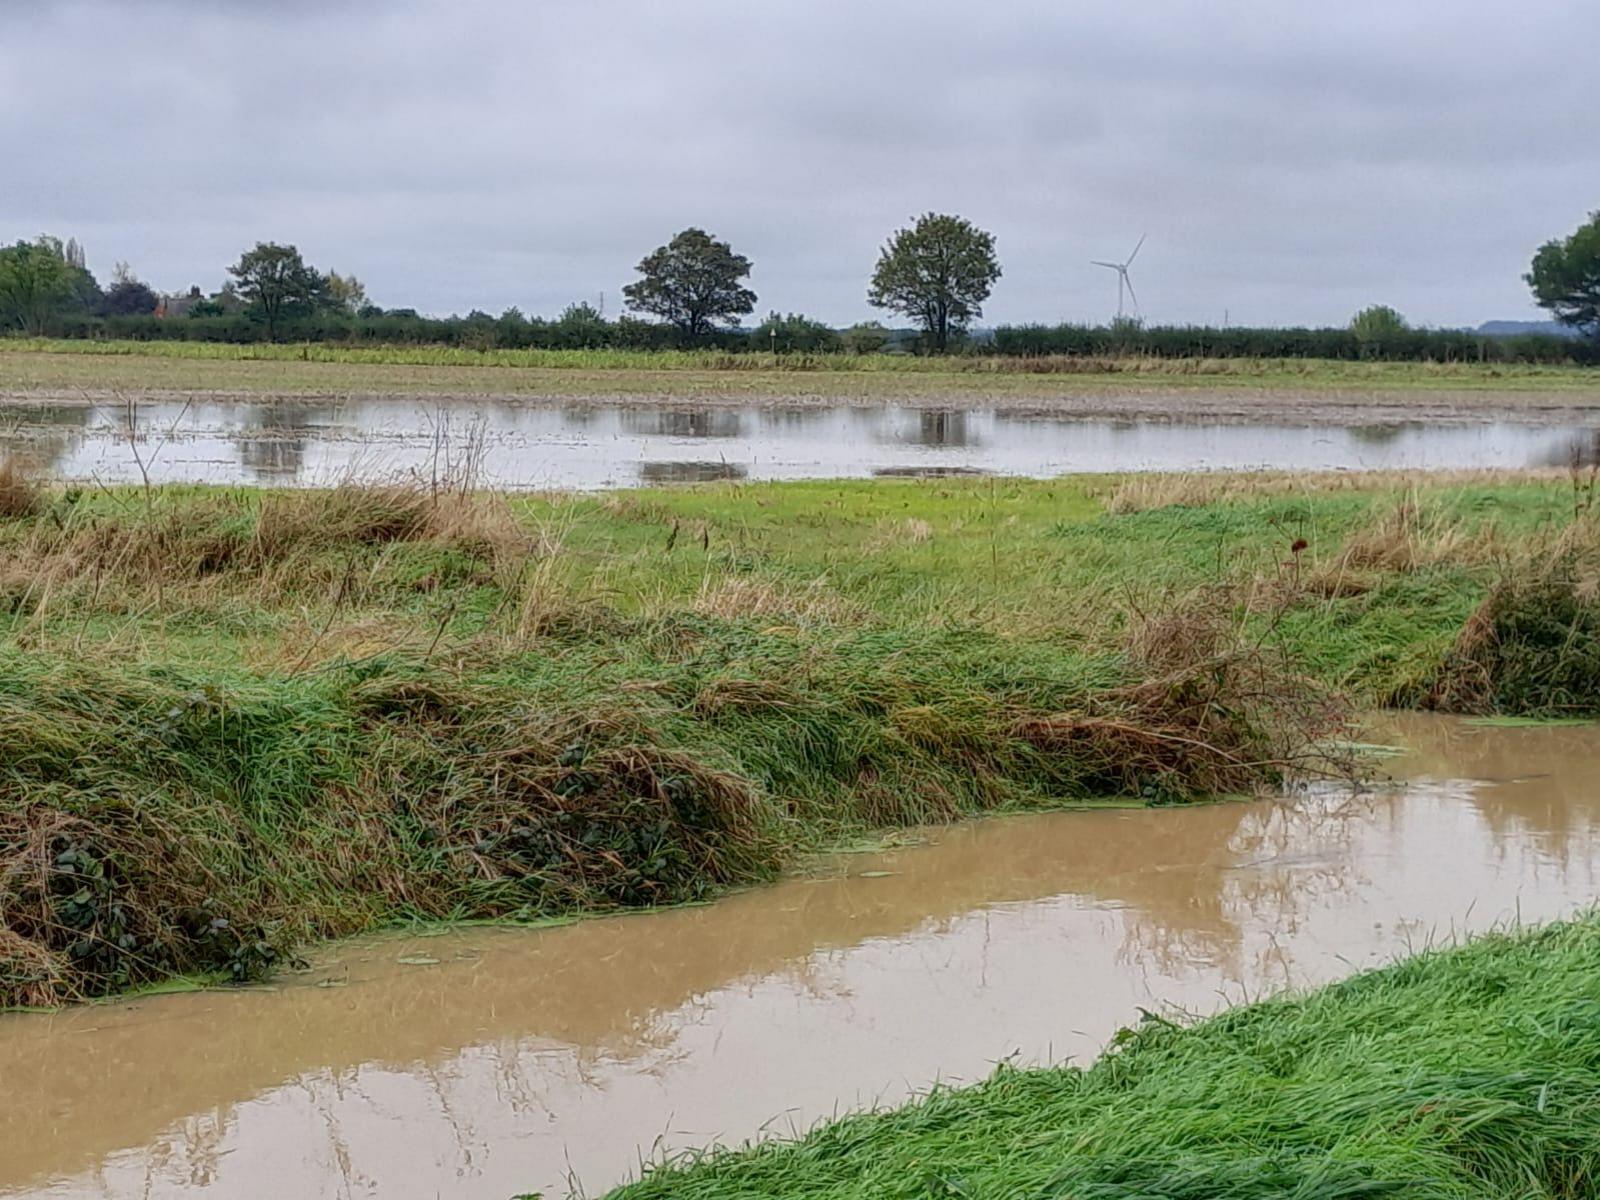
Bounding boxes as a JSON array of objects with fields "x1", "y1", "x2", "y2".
[
  {"x1": 2, "y1": 715, "x2": 1597, "y2": 1199},
  {"x1": 2, "y1": 397, "x2": 1598, "y2": 488}
]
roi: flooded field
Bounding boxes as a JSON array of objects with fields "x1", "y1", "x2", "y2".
[
  {"x1": 2, "y1": 396, "x2": 1598, "y2": 487},
  {"x1": 2, "y1": 714, "x2": 1597, "y2": 1200}
]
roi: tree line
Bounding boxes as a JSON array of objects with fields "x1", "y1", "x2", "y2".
[
  {"x1": 2, "y1": 210, "x2": 1597, "y2": 360},
  {"x1": 993, "y1": 319, "x2": 1595, "y2": 365}
]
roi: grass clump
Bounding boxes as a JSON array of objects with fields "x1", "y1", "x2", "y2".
[
  {"x1": 0, "y1": 458, "x2": 41, "y2": 520},
  {"x1": 0, "y1": 659, "x2": 777, "y2": 1005},
  {"x1": 604, "y1": 914, "x2": 1600, "y2": 1199},
  {"x1": 2, "y1": 471, "x2": 1597, "y2": 1003},
  {"x1": 254, "y1": 482, "x2": 435, "y2": 553},
  {"x1": 1423, "y1": 518, "x2": 1600, "y2": 715},
  {"x1": 1016, "y1": 609, "x2": 1347, "y2": 803},
  {"x1": 0, "y1": 629, "x2": 1338, "y2": 1005}
]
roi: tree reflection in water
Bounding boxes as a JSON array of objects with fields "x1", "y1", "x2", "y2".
[
  {"x1": 5, "y1": 717, "x2": 1600, "y2": 1200},
  {"x1": 637, "y1": 460, "x2": 747, "y2": 484}
]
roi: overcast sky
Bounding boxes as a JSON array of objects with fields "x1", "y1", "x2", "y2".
[{"x1": 4, "y1": 0, "x2": 1596, "y2": 328}]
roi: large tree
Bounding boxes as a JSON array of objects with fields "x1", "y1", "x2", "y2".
[
  {"x1": 228, "y1": 242, "x2": 324, "y2": 339},
  {"x1": 0, "y1": 238, "x2": 75, "y2": 334},
  {"x1": 868, "y1": 213, "x2": 1000, "y2": 353},
  {"x1": 622, "y1": 228, "x2": 757, "y2": 341},
  {"x1": 1527, "y1": 211, "x2": 1600, "y2": 339}
]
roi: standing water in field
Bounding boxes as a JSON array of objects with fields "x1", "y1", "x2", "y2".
[
  {"x1": 0, "y1": 397, "x2": 1597, "y2": 487},
  {"x1": 1, "y1": 715, "x2": 1598, "y2": 1199}
]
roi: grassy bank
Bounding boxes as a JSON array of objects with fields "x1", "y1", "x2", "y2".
[
  {"x1": 2, "y1": 470, "x2": 1598, "y2": 1005},
  {"x1": 2, "y1": 339, "x2": 1599, "y2": 398},
  {"x1": 600, "y1": 913, "x2": 1600, "y2": 1199}
]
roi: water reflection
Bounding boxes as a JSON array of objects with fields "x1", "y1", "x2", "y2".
[
  {"x1": 0, "y1": 398, "x2": 1593, "y2": 489},
  {"x1": 0, "y1": 402, "x2": 94, "y2": 476},
  {"x1": 872, "y1": 464, "x2": 988, "y2": 477},
  {"x1": 1380, "y1": 716, "x2": 1600, "y2": 875},
  {"x1": 233, "y1": 403, "x2": 335, "y2": 480},
  {"x1": 637, "y1": 460, "x2": 748, "y2": 483},
  {"x1": 915, "y1": 410, "x2": 975, "y2": 447},
  {"x1": 755, "y1": 406, "x2": 831, "y2": 433},
  {"x1": 1539, "y1": 429, "x2": 1600, "y2": 468},
  {"x1": 2, "y1": 715, "x2": 1598, "y2": 1199},
  {"x1": 1349, "y1": 423, "x2": 1405, "y2": 444},
  {"x1": 868, "y1": 409, "x2": 979, "y2": 448},
  {"x1": 619, "y1": 409, "x2": 744, "y2": 438},
  {"x1": 237, "y1": 437, "x2": 305, "y2": 478}
]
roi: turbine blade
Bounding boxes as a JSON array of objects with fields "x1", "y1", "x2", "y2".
[
  {"x1": 1126, "y1": 233, "x2": 1146, "y2": 266},
  {"x1": 1091, "y1": 261, "x2": 1120, "y2": 270},
  {"x1": 1124, "y1": 273, "x2": 1140, "y2": 312}
]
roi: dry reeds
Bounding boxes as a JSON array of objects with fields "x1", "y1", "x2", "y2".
[
  {"x1": 1015, "y1": 651, "x2": 1348, "y2": 801},
  {"x1": 0, "y1": 458, "x2": 41, "y2": 520},
  {"x1": 1335, "y1": 498, "x2": 1480, "y2": 572},
  {"x1": 1123, "y1": 601, "x2": 1233, "y2": 674},
  {"x1": 866, "y1": 516, "x2": 934, "y2": 552},
  {"x1": 690, "y1": 575, "x2": 863, "y2": 625},
  {"x1": 254, "y1": 483, "x2": 432, "y2": 555},
  {"x1": 0, "y1": 478, "x2": 538, "y2": 645},
  {"x1": 692, "y1": 676, "x2": 802, "y2": 716},
  {"x1": 1017, "y1": 602, "x2": 1351, "y2": 802},
  {"x1": 1423, "y1": 516, "x2": 1600, "y2": 714},
  {"x1": 253, "y1": 480, "x2": 527, "y2": 561},
  {"x1": 1106, "y1": 468, "x2": 1569, "y2": 515}
]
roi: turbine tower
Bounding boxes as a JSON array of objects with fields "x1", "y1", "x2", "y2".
[{"x1": 1092, "y1": 234, "x2": 1146, "y2": 321}]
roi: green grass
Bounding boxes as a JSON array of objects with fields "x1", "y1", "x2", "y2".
[
  {"x1": 600, "y1": 913, "x2": 1600, "y2": 1199},
  {"x1": 2, "y1": 338, "x2": 1598, "y2": 397},
  {"x1": 6, "y1": 472, "x2": 1583, "y2": 699},
  {"x1": 2, "y1": 471, "x2": 1596, "y2": 1005}
]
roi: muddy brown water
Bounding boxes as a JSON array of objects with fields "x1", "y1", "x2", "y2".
[
  {"x1": 2, "y1": 397, "x2": 1598, "y2": 488},
  {"x1": 2, "y1": 714, "x2": 1598, "y2": 1199}
]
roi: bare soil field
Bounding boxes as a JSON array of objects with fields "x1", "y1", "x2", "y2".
[{"x1": 3, "y1": 352, "x2": 1600, "y2": 427}]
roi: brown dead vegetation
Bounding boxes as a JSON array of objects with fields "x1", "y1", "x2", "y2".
[
  {"x1": 1018, "y1": 603, "x2": 1352, "y2": 802},
  {"x1": 0, "y1": 479, "x2": 535, "y2": 632},
  {"x1": 0, "y1": 458, "x2": 42, "y2": 520},
  {"x1": 1015, "y1": 655, "x2": 1347, "y2": 801},
  {"x1": 1422, "y1": 516, "x2": 1600, "y2": 715},
  {"x1": 1332, "y1": 499, "x2": 1485, "y2": 573}
]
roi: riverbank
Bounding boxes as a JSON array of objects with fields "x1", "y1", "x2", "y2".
[
  {"x1": 601, "y1": 912, "x2": 1600, "y2": 1198},
  {"x1": 2, "y1": 342, "x2": 1599, "y2": 413},
  {"x1": 4, "y1": 714, "x2": 1593, "y2": 1199},
  {"x1": 2, "y1": 472, "x2": 1597, "y2": 1005}
]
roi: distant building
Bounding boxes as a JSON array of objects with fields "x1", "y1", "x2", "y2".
[{"x1": 155, "y1": 286, "x2": 204, "y2": 319}]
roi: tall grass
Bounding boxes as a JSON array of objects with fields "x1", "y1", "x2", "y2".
[
  {"x1": 3, "y1": 472, "x2": 1597, "y2": 1004},
  {"x1": 1421, "y1": 513, "x2": 1600, "y2": 715},
  {"x1": 603, "y1": 914, "x2": 1600, "y2": 1199},
  {"x1": 0, "y1": 478, "x2": 1359, "y2": 1006},
  {"x1": 0, "y1": 457, "x2": 40, "y2": 519}
]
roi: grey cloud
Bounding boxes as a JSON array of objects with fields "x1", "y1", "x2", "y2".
[{"x1": 2, "y1": 0, "x2": 1595, "y2": 326}]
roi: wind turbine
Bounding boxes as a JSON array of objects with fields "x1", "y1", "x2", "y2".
[{"x1": 1092, "y1": 234, "x2": 1146, "y2": 321}]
